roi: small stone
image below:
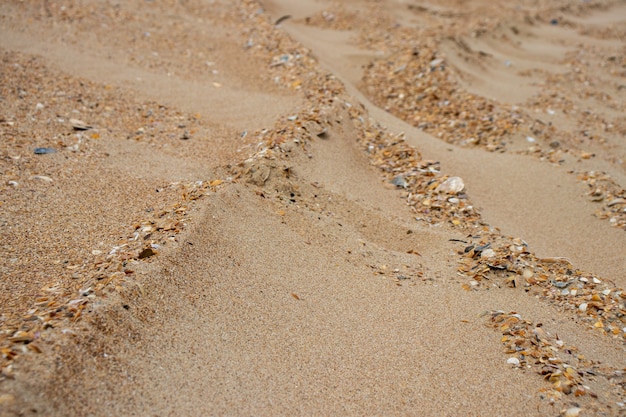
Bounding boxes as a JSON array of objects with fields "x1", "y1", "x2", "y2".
[
  {"x1": 579, "y1": 303, "x2": 588, "y2": 312},
  {"x1": 480, "y1": 248, "x2": 496, "y2": 259},
  {"x1": 34, "y1": 147, "x2": 56, "y2": 154}
]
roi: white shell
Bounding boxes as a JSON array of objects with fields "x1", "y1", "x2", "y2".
[
  {"x1": 436, "y1": 176, "x2": 465, "y2": 194},
  {"x1": 564, "y1": 407, "x2": 582, "y2": 417},
  {"x1": 507, "y1": 357, "x2": 520, "y2": 366}
]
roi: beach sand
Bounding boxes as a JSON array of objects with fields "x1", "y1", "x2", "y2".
[{"x1": 0, "y1": 0, "x2": 625, "y2": 415}]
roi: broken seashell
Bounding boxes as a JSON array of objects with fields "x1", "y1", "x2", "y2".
[
  {"x1": 9, "y1": 331, "x2": 33, "y2": 343},
  {"x1": 435, "y1": 176, "x2": 464, "y2": 194},
  {"x1": 564, "y1": 407, "x2": 582, "y2": 417},
  {"x1": 391, "y1": 175, "x2": 408, "y2": 188},
  {"x1": 69, "y1": 118, "x2": 92, "y2": 130},
  {"x1": 507, "y1": 357, "x2": 520, "y2": 366},
  {"x1": 31, "y1": 175, "x2": 53, "y2": 182}
]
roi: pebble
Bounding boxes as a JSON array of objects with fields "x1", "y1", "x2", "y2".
[{"x1": 34, "y1": 147, "x2": 56, "y2": 154}]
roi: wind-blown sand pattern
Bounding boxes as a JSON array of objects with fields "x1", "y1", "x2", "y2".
[{"x1": 0, "y1": 0, "x2": 625, "y2": 416}]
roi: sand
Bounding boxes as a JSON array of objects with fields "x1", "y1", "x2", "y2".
[{"x1": 0, "y1": 0, "x2": 625, "y2": 416}]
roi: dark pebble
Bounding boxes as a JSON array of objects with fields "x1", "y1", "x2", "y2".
[{"x1": 34, "y1": 147, "x2": 56, "y2": 154}]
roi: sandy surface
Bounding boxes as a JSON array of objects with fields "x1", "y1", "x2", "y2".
[{"x1": 0, "y1": 0, "x2": 625, "y2": 416}]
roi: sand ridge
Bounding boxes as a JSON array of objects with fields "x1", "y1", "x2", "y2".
[{"x1": 0, "y1": 0, "x2": 625, "y2": 416}]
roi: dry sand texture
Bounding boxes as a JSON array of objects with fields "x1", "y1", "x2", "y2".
[{"x1": 0, "y1": 0, "x2": 625, "y2": 415}]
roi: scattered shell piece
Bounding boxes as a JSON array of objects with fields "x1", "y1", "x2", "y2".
[
  {"x1": 8, "y1": 331, "x2": 33, "y2": 343},
  {"x1": 69, "y1": 118, "x2": 92, "y2": 130},
  {"x1": 435, "y1": 176, "x2": 464, "y2": 194},
  {"x1": 391, "y1": 175, "x2": 408, "y2": 188},
  {"x1": 607, "y1": 198, "x2": 626, "y2": 207},
  {"x1": 138, "y1": 247, "x2": 156, "y2": 259},
  {"x1": 0, "y1": 394, "x2": 15, "y2": 406},
  {"x1": 507, "y1": 357, "x2": 520, "y2": 366},
  {"x1": 563, "y1": 407, "x2": 582, "y2": 417},
  {"x1": 31, "y1": 175, "x2": 53, "y2": 182}
]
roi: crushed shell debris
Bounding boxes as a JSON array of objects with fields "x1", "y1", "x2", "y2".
[
  {"x1": 234, "y1": 2, "x2": 626, "y2": 409},
  {"x1": 1, "y1": 1, "x2": 624, "y2": 412},
  {"x1": 0, "y1": 178, "x2": 224, "y2": 373},
  {"x1": 487, "y1": 310, "x2": 625, "y2": 413},
  {"x1": 345, "y1": 0, "x2": 626, "y2": 232}
]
